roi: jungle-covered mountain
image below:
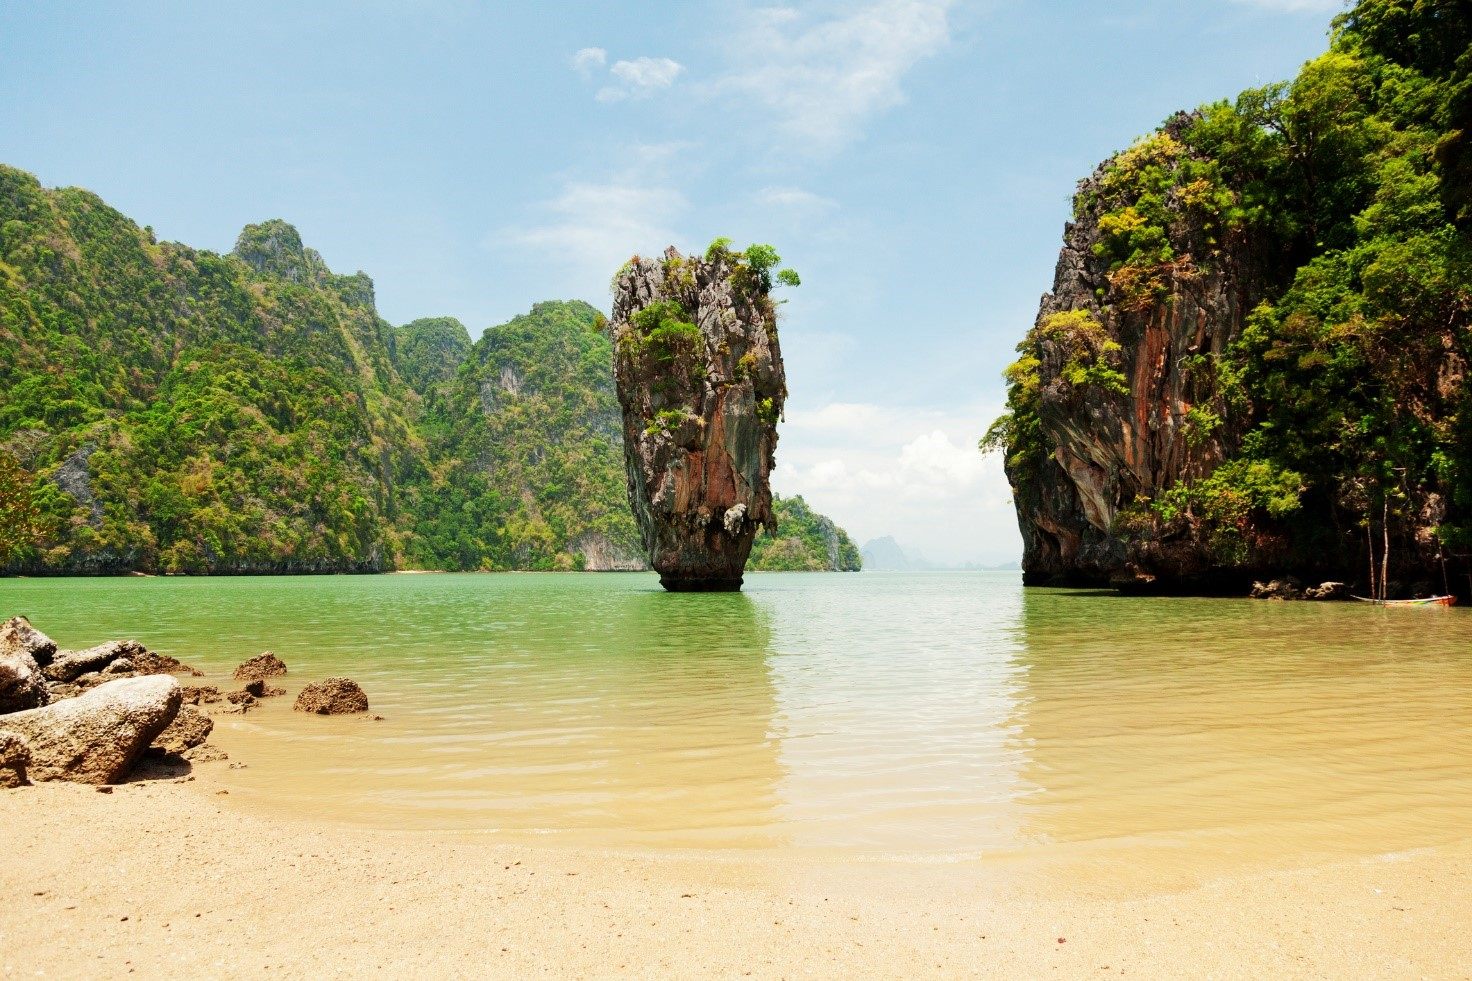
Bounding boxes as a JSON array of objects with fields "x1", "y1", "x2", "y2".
[
  {"x1": 748, "y1": 495, "x2": 863, "y2": 572},
  {"x1": 0, "y1": 165, "x2": 858, "y2": 574},
  {"x1": 987, "y1": 0, "x2": 1472, "y2": 596}
]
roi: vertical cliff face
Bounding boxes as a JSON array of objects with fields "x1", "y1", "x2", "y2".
[
  {"x1": 1000, "y1": 117, "x2": 1270, "y2": 588},
  {"x1": 999, "y1": 3, "x2": 1472, "y2": 597},
  {"x1": 611, "y1": 246, "x2": 787, "y2": 591}
]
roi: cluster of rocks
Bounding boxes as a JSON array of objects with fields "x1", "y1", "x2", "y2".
[
  {"x1": 1248, "y1": 579, "x2": 1348, "y2": 601},
  {"x1": 0, "y1": 616, "x2": 372, "y2": 789}
]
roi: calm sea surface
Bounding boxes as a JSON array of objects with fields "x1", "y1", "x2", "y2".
[{"x1": 4, "y1": 572, "x2": 1470, "y2": 870}]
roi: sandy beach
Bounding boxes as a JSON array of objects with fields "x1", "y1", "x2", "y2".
[{"x1": 4, "y1": 767, "x2": 1469, "y2": 979}]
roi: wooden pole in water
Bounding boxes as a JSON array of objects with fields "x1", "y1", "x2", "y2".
[
  {"x1": 1366, "y1": 509, "x2": 1377, "y2": 601},
  {"x1": 1381, "y1": 494, "x2": 1390, "y2": 602}
]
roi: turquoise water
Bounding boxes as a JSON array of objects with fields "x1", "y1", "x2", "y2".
[{"x1": 4, "y1": 571, "x2": 1471, "y2": 867}]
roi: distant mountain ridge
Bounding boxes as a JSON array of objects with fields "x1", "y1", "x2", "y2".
[
  {"x1": 0, "y1": 164, "x2": 859, "y2": 575},
  {"x1": 860, "y1": 536, "x2": 1018, "y2": 572}
]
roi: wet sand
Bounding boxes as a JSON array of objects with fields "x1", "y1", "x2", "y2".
[{"x1": 3, "y1": 772, "x2": 1469, "y2": 978}]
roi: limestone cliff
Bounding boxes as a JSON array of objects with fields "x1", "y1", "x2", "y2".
[
  {"x1": 1001, "y1": 115, "x2": 1267, "y2": 588},
  {"x1": 611, "y1": 245, "x2": 789, "y2": 591},
  {"x1": 995, "y1": 1, "x2": 1472, "y2": 598}
]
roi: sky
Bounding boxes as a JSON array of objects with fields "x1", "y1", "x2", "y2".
[{"x1": 0, "y1": 0, "x2": 1344, "y2": 564}]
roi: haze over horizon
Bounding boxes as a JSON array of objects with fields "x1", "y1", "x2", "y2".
[{"x1": 0, "y1": 0, "x2": 1343, "y2": 563}]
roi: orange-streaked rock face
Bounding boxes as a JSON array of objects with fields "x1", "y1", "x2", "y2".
[
  {"x1": 1007, "y1": 114, "x2": 1263, "y2": 589},
  {"x1": 611, "y1": 247, "x2": 786, "y2": 591}
]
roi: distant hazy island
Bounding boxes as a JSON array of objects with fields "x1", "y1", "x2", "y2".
[
  {"x1": 0, "y1": 173, "x2": 858, "y2": 577},
  {"x1": 860, "y1": 536, "x2": 1017, "y2": 573}
]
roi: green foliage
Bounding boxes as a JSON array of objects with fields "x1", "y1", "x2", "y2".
[
  {"x1": 0, "y1": 166, "x2": 415, "y2": 573},
  {"x1": 996, "y1": 1, "x2": 1472, "y2": 573},
  {"x1": 0, "y1": 450, "x2": 39, "y2": 563},
  {"x1": 757, "y1": 397, "x2": 780, "y2": 427},
  {"x1": 644, "y1": 408, "x2": 692, "y2": 436},
  {"x1": 0, "y1": 168, "x2": 641, "y2": 575},
  {"x1": 701, "y1": 238, "x2": 801, "y2": 295},
  {"x1": 1039, "y1": 312, "x2": 1129, "y2": 394},
  {"x1": 1124, "y1": 459, "x2": 1304, "y2": 566},
  {"x1": 629, "y1": 299, "x2": 701, "y2": 363},
  {"x1": 407, "y1": 300, "x2": 642, "y2": 572},
  {"x1": 741, "y1": 243, "x2": 781, "y2": 273},
  {"x1": 394, "y1": 317, "x2": 471, "y2": 393},
  {"x1": 704, "y1": 237, "x2": 734, "y2": 261},
  {"x1": 988, "y1": 308, "x2": 1127, "y2": 470},
  {"x1": 747, "y1": 495, "x2": 862, "y2": 571}
]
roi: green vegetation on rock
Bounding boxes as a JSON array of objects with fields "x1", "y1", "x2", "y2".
[
  {"x1": 989, "y1": 0, "x2": 1472, "y2": 584},
  {"x1": 748, "y1": 496, "x2": 863, "y2": 572},
  {"x1": 0, "y1": 171, "x2": 858, "y2": 576},
  {"x1": 394, "y1": 317, "x2": 471, "y2": 394},
  {"x1": 404, "y1": 300, "x2": 643, "y2": 571}
]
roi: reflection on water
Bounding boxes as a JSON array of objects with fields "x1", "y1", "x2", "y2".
[
  {"x1": 1008, "y1": 588, "x2": 1472, "y2": 868},
  {"x1": 4, "y1": 572, "x2": 1471, "y2": 867}
]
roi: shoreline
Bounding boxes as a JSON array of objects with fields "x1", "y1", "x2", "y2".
[{"x1": 3, "y1": 773, "x2": 1469, "y2": 977}]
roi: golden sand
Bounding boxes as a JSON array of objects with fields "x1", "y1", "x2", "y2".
[{"x1": 3, "y1": 769, "x2": 1468, "y2": 979}]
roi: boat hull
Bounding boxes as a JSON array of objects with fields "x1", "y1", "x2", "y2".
[{"x1": 1351, "y1": 595, "x2": 1457, "y2": 607}]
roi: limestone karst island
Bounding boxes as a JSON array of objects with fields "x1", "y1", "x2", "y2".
[{"x1": 2, "y1": 1, "x2": 1470, "y2": 976}]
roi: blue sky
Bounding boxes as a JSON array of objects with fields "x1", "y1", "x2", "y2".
[{"x1": 0, "y1": 0, "x2": 1343, "y2": 563}]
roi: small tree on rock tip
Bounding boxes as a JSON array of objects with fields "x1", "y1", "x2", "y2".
[{"x1": 703, "y1": 238, "x2": 801, "y2": 293}]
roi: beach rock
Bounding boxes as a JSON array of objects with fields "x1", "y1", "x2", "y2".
[
  {"x1": 1304, "y1": 581, "x2": 1348, "y2": 601},
  {"x1": 233, "y1": 652, "x2": 287, "y2": 682},
  {"x1": 294, "y1": 677, "x2": 369, "y2": 715},
  {"x1": 0, "y1": 616, "x2": 57, "y2": 667},
  {"x1": 0, "y1": 675, "x2": 181, "y2": 784},
  {"x1": 103, "y1": 658, "x2": 136, "y2": 675},
  {"x1": 45, "y1": 682, "x2": 82, "y2": 702},
  {"x1": 0, "y1": 730, "x2": 30, "y2": 788},
  {"x1": 183, "y1": 743, "x2": 228, "y2": 764},
  {"x1": 225, "y1": 689, "x2": 257, "y2": 705},
  {"x1": 1249, "y1": 578, "x2": 1304, "y2": 601},
  {"x1": 181, "y1": 685, "x2": 222, "y2": 705},
  {"x1": 611, "y1": 245, "x2": 787, "y2": 591},
  {"x1": 151, "y1": 705, "x2": 214, "y2": 755},
  {"x1": 44, "y1": 640, "x2": 146, "y2": 683},
  {"x1": 73, "y1": 671, "x2": 112, "y2": 690},
  {"x1": 131, "y1": 649, "x2": 203, "y2": 677},
  {"x1": 0, "y1": 644, "x2": 49, "y2": 715}
]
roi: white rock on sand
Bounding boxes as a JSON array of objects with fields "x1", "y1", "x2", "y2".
[{"x1": 0, "y1": 675, "x2": 181, "y2": 784}]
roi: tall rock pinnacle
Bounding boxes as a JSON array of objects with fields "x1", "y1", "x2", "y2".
[{"x1": 611, "y1": 243, "x2": 790, "y2": 591}]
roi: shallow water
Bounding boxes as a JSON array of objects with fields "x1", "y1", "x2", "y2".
[{"x1": 5, "y1": 572, "x2": 1471, "y2": 870}]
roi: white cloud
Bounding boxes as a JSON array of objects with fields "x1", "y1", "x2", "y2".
[
  {"x1": 503, "y1": 181, "x2": 686, "y2": 282},
  {"x1": 772, "y1": 398, "x2": 1021, "y2": 565},
  {"x1": 571, "y1": 47, "x2": 607, "y2": 77},
  {"x1": 711, "y1": 0, "x2": 954, "y2": 154},
  {"x1": 496, "y1": 144, "x2": 689, "y2": 292},
  {"x1": 753, "y1": 186, "x2": 839, "y2": 214},
  {"x1": 593, "y1": 56, "x2": 685, "y2": 102}
]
